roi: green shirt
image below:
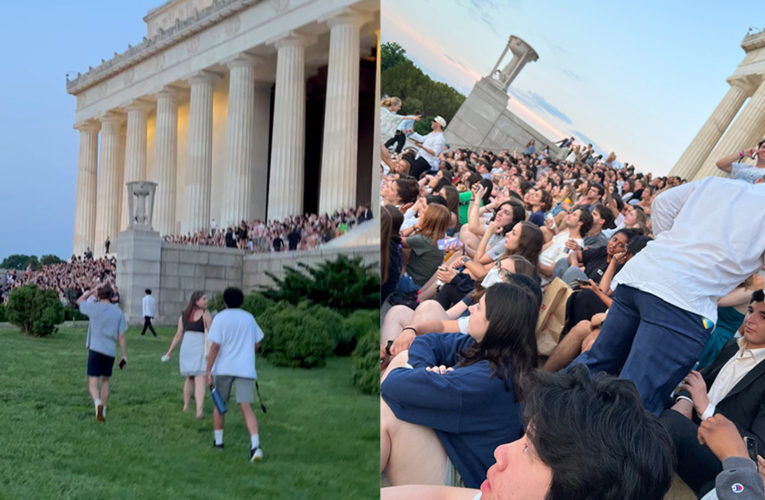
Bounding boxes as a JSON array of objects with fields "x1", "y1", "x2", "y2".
[{"x1": 405, "y1": 234, "x2": 445, "y2": 287}]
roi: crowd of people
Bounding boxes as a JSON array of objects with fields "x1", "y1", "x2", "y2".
[
  {"x1": 1, "y1": 255, "x2": 118, "y2": 306},
  {"x1": 379, "y1": 97, "x2": 765, "y2": 499},
  {"x1": 162, "y1": 207, "x2": 373, "y2": 252}
]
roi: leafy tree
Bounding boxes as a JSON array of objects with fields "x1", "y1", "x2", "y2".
[
  {"x1": 1, "y1": 254, "x2": 35, "y2": 270},
  {"x1": 381, "y1": 45, "x2": 466, "y2": 132},
  {"x1": 6, "y1": 284, "x2": 64, "y2": 336},
  {"x1": 381, "y1": 41, "x2": 407, "y2": 72},
  {"x1": 40, "y1": 254, "x2": 63, "y2": 266}
]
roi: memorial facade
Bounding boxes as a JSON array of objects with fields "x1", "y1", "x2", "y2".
[
  {"x1": 443, "y1": 35, "x2": 556, "y2": 155},
  {"x1": 68, "y1": 0, "x2": 379, "y2": 256},
  {"x1": 670, "y1": 28, "x2": 765, "y2": 180}
]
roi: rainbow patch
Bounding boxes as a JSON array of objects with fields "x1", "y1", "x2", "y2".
[{"x1": 702, "y1": 318, "x2": 714, "y2": 330}]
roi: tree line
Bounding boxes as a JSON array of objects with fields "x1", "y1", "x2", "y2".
[{"x1": 381, "y1": 42, "x2": 466, "y2": 136}]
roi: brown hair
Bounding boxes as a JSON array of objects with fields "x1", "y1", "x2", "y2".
[
  {"x1": 416, "y1": 204, "x2": 450, "y2": 246},
  {"x1": 182, "y1": 291, "x2": 206, "y2": 324}
]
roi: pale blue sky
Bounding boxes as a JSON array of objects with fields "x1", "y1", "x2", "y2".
[
  {"x1": 383, "y1": 0, "x2": 762, "y2": 175},
  {"x1": 0, "y1": 1, "x2": 158, "y2": 260}
]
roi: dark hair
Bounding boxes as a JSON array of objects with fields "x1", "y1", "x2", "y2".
[
  {"x1": 222, "y1": 287, "x2": 244, "y2": 308},
  {"x1": 457, "y1": 282, "x2": 539, "y2": 399},
  {"x1": 394, "y1": 178, "x2": 419, "y2": 205},
  {"x1": 536, "y1": 189, "x2": 553, "y2": 212},
  {"x1": 626, "y1": 234, "x2": 652, "y2": 256},
  {"x1": 591, "y1": 182, "x2": 605, "y2": 197},
  {"x1": 492, "y1": 199, "x2": 526, "y2": 234},
  {"x1": 575, "y1": 208, "x2": 593, "y2": 236},
  {"x1": 479, "y1": 178, "x2": 494, "y2": 205},
  {"x1": 752, "y1": 289, "x2": 764, "y2": 303},
  {"x1": 593, "y1": 204, "x2": 615, "y2": 230},
  {"x1": 145, "y1": 288, "x2": 152, "y2": 295},
  {"x1": 381, "y1": 207, "x2": 392, "y2": 284},
  {"x1": 523, "y1": 366, "x2": 674, "y2": 500},
  {"x1": 97, "y1": 285, "x2": 113, "y2": 301},
  {"x1": 182, "y1": 291, "x2": 206, "y2": 323},
  {"x1": 505, "y1": 221, "x2": 544, "y2": 266},
  {"x1": 425, "y1": 194, "x2": 448, "y2": 207}
]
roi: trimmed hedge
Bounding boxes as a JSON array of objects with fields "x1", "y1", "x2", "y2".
[
  {"x1": 258, "y1": 302, "x2": 335, "y2": 368},
  {"x1": 336, "y1": 309, "x2": 378, "y2": 356},
  {"x1": 6, "y1": 284, "x2": 64, "y2": 336},
  {"x1": 351, "y1": 328, "x2": 380, "y2": 395}
]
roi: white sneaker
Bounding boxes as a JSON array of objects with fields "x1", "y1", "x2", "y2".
[{"x1": 249, "y1": 447, "x2": 263, "y2": 462}]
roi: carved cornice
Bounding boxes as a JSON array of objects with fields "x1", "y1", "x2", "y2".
[
  {"x1": 742, "y1": 28, "x2": 765, "y2": 53},
  {"x1": 66, "y1": 0, "x2": 259, "y2": 95}
]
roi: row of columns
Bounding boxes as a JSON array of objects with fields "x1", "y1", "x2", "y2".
[
  {"x1": 671, "y1": 77, "x2": 765, "y2": 180},
  {"x1": 72, "y1": 10, "x2": 370, "y2": 256}
]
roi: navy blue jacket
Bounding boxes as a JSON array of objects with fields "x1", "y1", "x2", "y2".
[{"x1": 381, "y1": 332, "x2": 522, "y2": 488}]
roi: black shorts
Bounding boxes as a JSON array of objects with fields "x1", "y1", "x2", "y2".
[{"x1": 87, "y1": 350, "x2": 115, "y2": 377}]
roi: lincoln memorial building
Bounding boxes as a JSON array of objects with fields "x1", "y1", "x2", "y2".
[{"x1": 67, "y1": 0, "x2": 379, "y2": 256}]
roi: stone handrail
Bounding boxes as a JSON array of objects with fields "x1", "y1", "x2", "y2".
[{"x1": 65, "y1": 0, "x2": 258, "y2": 94}]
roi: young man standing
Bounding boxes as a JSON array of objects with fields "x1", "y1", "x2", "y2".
[
  {"x1": 140, "y1": 288, "x2": 157, "y2": 336},
  {"x1": 77, "y1": 284, "x2": 127, "y2": 422},
  {"x1": 205, "y1": 287, "x2": 265, "y2": 461}
]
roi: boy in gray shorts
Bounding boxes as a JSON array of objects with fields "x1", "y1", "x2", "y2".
[{"x1": 205, "y1": 287, "x2": 265, "y2": 461}]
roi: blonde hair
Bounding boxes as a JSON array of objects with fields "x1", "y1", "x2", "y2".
[
  {"x1": 381, "y1": 97, "x2": 402, "y2": 109},
  {"x1": 417, "y1": 204, "x2": 450, "y2": 245}
]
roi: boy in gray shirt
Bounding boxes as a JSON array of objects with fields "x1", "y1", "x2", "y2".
[{"x1": 77, "y1": 284, "x2": 127, "y2": 422}]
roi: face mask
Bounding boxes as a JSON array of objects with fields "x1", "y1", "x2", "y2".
[{"x1": 481, "y1": 266, "x2": 503, "y2": 289}]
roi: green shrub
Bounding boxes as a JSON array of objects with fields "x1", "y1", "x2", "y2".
[
  {"x1": 260, "y1": 255, "x2": 380, "y2": 314},
  {"x1": 351, "y1": 328, "x2": 380, "y2": 395},
  {"x1": 242, "y1": 292, "x2": 274, "y2": 318},
  {"x1": 335, "y1": 309, "x2": 378, "y2": 356},
  {"x1": 63, "y1": 307, "x2": 87, "y2": 321},
  {"x1": 6, "y1": 284, "x2": 64, "y2": 336},
  {"x1": 258, "y1": 302, "x2": 335, "y2": 368},
  {"x1": 207, "y1": 292, "x2": 224, "y2": 314},
  {"x1": 0, "y1": 303, "x2": 6, "y2": 322}
]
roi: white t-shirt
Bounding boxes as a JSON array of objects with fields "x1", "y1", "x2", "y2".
[
  {"x1": 410, "y1": 131, "x2": 445, "y2": 171},
  {"x1": 729, "y1": 161, "x2": 765, "y2": 183},
  {"x1": 208, "y1": 308, "x2": 265, "y2": 379},
  {"x1": 615, "y1": 177, "x2": 765, "y2": 323}
]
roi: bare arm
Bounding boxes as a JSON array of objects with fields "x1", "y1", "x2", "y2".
[
  {"x1": 474, "y1": 222, "x2": 498, "y2": 262},
  {"x1": 203, "y1": 311, "x2": 212, "y2": 332},
  {"x1": 716, "y1": 148, "x2": 754, "y2": 174},
  {"x1": 205, "y1": 342, "x2": 220, "y2": 386},
  {"x1": 466, "y1": 186, "x2": 487, "y2": 236},
  {"x1": 118, "y1": 332, "x2": 127, "y2": 361},
  {"x1": 381, "y1": 485, "x2": 478, "y2": 500},
  {"x1": 165, "y1": 316, "x2": 185, "y2": 357}
]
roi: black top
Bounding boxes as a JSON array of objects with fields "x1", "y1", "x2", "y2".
[{"x1": 183, "y1": 314, "x2": 205, "y2": 332}]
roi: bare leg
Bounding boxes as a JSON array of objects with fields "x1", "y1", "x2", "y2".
[
  {"x1": 240, "y1": 403, "x2": 259, "y2": 435},
  {"x1": 183, "y1": 377, "x2": 192, "y2": 412},
  {"x1": 381, "y1": 397, "x2": 447, "y2": 485},
  {"x1": 381, "y1": 305, "x2": 416, "y2": 344},
  {"x1": 194, "y1": 374, "x2": 206, "y2": 418},
  {"x1": 411, "y1": 300, "x2": 450, "y2": 322},
  {"x1": 99, "y1": 377, "x2": 110, "y2": 406},
  {"x1": 213, "y1": 407, "x2": 225, "y2": 431},
  {"x1": 88, "y1": 376, "x2": 100, "y2": 402},
  {"x1": 542, "y1": 320, "x2": 592, "y2": 372},
  {"x1": 417, "y1": 273, "x2": 441, "y2": 301}
]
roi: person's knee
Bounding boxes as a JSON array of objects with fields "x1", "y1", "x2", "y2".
[{"x1": 413, "y1": 300, "x2": 444, "y2": 319}]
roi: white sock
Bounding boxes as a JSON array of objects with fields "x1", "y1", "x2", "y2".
[
  {"x1": 94, "y1": 398, "x2": 101, "y2": 408},
  {"x1": 250, "y1": 434, "x2": 259, "y2": 449},
  {"x1": 102, "y1": 406, "x2": 107, "y2": 418},
  {"x1": 214, "y1": 430, "x2": 223, "y2": 445}
]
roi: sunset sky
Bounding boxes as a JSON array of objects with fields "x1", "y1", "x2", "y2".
[{"x1": 382, "y1": 0, "x2": 762, "y2": 175}]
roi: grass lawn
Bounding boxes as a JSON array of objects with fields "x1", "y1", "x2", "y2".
[{"x1": 0, "y1": 326, "x2": 378, "y2": 499}]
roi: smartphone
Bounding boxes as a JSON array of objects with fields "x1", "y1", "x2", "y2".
[
  {"x1": 745, "y1": 436, "x2": 758, "y2": 464},
  {"x1": 575, "y1": 279, "x2": 590, "y2": 287},
  {"x1": 119, "y1": 359, "x2": 126, "y2": 370},
  {"x1": 437, "y1": 237, "x2": 460, "y2": 250}
]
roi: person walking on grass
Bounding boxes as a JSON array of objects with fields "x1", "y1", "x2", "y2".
[
  {"x1": 77, "y1": 283, "x2": 127, "y2": 422},
  {"x1": 140, "y1": 288, "x2": 157, "y2": 337},
  {"x1": 205, "y1": 287, "x2": 265, "y2": 461}
]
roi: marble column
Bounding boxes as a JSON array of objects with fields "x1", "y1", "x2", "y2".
[
  {"x1": 183, "y1": 71, "x2": 216, "y2": 234},
  {"x1": 154, "y1": 87, "x2": 181, "y2": 235},
  {"x1": 94, "y1": 112, "x2": 124, "y2": 257},
  {"x1": 693, "y1": 80, "x2": 765, "y2": 181},
  {"x1": 222, "y1": 54, "x2": 259, "y2": 227},
  {"x1": 671, "y1": 81, "x2": 751, "y2": 179},
  {"x1": 251, "y1": 81, "x2": 272, "y2": 221},
  {"x1": 319, "y1": 12, "x2": 364, "y2": 215},
  {"x1": 121, "y1": 100, "x2": 152, "y2": 230},
  {"x1": 72, "y1": 120, "x2": 100, "y2": 256},
  {"x1": 268, "y1": 34, "x2": 309, "y2": 220}
]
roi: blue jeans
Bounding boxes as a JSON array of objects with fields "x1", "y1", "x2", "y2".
[{"x1": 567, "y1": 285, "x2": 713, "y2": 415}]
